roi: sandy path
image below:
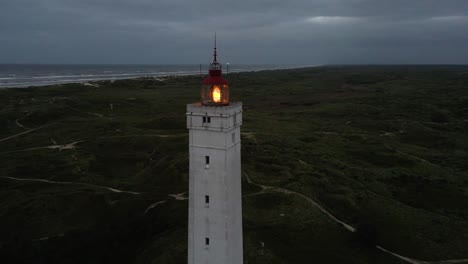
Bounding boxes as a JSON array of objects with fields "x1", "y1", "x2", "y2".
[
  {"x1": 86, "y1": 112, "x2": 105, "y2": 118},
  {"x1": 15, "y1": 111, "x2": 33, "y2": 129},
  {"x1": 242, "y1": 171, "x2": 271, "y2": 197},
  {"x1": 242, "y1": 170, "x2": 468, "y2": 264},
  {"x1": 144, "y1": 192, "x2": 188, "y2": 214},
  {"x1": 0, "y1": 176, "x2": 140, "y2": 195},
  {"x1": 0, "y1": 140, "x2": 86, "y2": 154},
  {"x1": 0, "y1": 123, "x2": 55, "y2": 143},
  {"x1": 377, "y1": 246, "x2": 468, "y2": 264},
  {"x1": 385, "y1": 144, "x2": 429, "y2": 163},
  {"x1": 275, "y1": 187, "x2": 356, "y2": 232},
  {"x1": 15, "y1": 119, "x2": 26, "y2": 129},
  {"x1": 243, "y1": 171, "x2": 355, "y2": 232},
  {"x1": 169, "y1": 192, "x2": 188, "y2": 200},
  {"x1": 144, "y1": 200, "x2": 167, "y2": 214}
]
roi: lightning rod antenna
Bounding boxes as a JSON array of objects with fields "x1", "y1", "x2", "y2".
[{"x1": 213, "y1": 32, "x2": 217, "y2": 63}]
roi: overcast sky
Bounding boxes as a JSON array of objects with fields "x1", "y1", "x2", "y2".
[{"x1": 1, "y1": 0, "x2": 467, "y2": 64}]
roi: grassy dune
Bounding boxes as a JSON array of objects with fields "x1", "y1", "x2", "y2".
[{"x1": 0, "y1": 66, "x2": 467, "y2": 263}]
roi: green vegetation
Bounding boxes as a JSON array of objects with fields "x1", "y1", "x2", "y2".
[{"x1": 0, "y1": 66, "x2": 467, "y2": 263}]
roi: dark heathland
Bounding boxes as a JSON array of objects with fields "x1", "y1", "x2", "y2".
[{"x1": 0, "y1": 66, "x2": 467, "y2": 263}]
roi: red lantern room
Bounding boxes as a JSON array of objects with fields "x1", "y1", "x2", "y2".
[{"x1": 201, "y1": 35, "x2": 229, "y2": 106}]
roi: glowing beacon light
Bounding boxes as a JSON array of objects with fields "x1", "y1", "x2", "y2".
[
  {"x1": 212, "y1": 85, "x2": 221, "y2": 103},
  {"x1": 201, "y1": 34, "x2": 229, "y2": 106}
]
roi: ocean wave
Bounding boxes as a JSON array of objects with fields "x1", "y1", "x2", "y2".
[
  {"x1": 0, "y1": 64, "x2": 315, "y2": 88},
  {"x1": 1, "y1": 74, "x2": 170, "y2": 88},
  {"x1": 28, "y1": 72, "x2": 184, "y2": 80},
  {"x1": 31, "y1": 73, "x2": 140, "y2": 79}
]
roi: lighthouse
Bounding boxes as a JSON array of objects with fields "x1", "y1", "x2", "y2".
[{"x1": 186, "y1": 37, "x2": 243, "y2": 264}]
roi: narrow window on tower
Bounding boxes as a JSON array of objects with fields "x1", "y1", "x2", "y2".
[
  {"x1": 205, "y1": 195, "x2": 209, "y2": 204},
  {"x1": 205, "y1": 156, "x2": 210, "y2": 169},
  {"x1": 203, "y1": 116, "x2": 206, "y2": 123},
  {"x1": 205, "y1": 237, "x2": 210, "y2": 246},
  {"x1": 207, "y1": 117, "x2": 211, "y2": 123},
  {"x1": 232, "y1": 132, "x2": 235, "y2": 143}
]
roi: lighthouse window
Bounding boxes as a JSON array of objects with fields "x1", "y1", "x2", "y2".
[
  {"x1": 232, "y1": 132, "x2": 235, "y2": 143},
  {"x1": 205, "y1": 156, "x2": 210, "y2": 165},
  {"x1": 205, "y1": 237, "x2": 210, "y2": 245},
  {"x1": 205, "y1": 195, "x2": 209, "y2": 204},
  {"x1": 202, "y1": 116, "x2": 211, "y2": 124}
]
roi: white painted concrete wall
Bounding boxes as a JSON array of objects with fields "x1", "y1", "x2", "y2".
[{"x1": 187, "y1": 102, "x2": 243, "y2": 264}]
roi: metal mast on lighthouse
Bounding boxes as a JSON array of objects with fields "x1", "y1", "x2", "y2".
[
  {"x1": 187, "y1": 35, "x2": 244, "y2": 264},
  {"x1": 214, "y1": 32, "x2": 217, "y2": 63},
  {"x1": 200, "y1": 33, "x2": 229, "y2": 106}
]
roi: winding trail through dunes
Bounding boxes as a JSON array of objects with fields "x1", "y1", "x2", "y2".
[
  {"x1": 242, "y1": 171, "x2": 468, "y2": 264},
  {"x1": 144, "y1": 200, "x2": 167, "y2": 214},
  {"x1": 2, "y1": 176, "x2": 188, "y2": 215},
  {"x1": 169, "y1": 192, "x2": 188, "y2": 200},
  {"x1": 376, "y1": 246, "x2": 468, "y2": 264},
  {"x1": 86, "y1": 112, "x2": 106, "y2": 118},
  {"x1": 243, "y1": 171, "x2": 355, "y2": 232},
  {"x1": 0, "y1": 123, "x2": 55, "y2": 143},
  {"x1": 384, "y1": 144, "x2": 429, "y2": 163},
  {"x1": 144, "y1": 192, "x2": 188, "y2": 214},
  {"x1": 1, "y1": 175, "x2": 188, "y2": 215},
  {"x1": 274, "y1": 187, "x2": 356, "y2": 232},
  {"x1": 15, "y1": 111, "x2": 33, "y2": 129},
  {"x1": 0, "y1": 176, "x2": 140, "y2": 195},
  {"x1": 0, "y1": 140, "x2": 86, "y2": 154},
  {"x1": 15, "y1": 119, "x2": 26, "y2": 129}
]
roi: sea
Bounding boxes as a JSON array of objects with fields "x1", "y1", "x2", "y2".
[{"x1": 0, "y1": 64, "x2": 310, "y2": 88}]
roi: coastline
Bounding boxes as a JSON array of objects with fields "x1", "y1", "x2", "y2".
[{"x1": 0, "y1": 64, "x2": 317, "y2": 89}]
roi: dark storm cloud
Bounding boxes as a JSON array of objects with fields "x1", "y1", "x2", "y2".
[{"x1": 1, "y1": 0, "x2": 467, "y2": 64}]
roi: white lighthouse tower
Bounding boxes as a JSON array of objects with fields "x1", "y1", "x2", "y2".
[{"x1": 186, "y1": 37, "x2": 243, "y2": 264}]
